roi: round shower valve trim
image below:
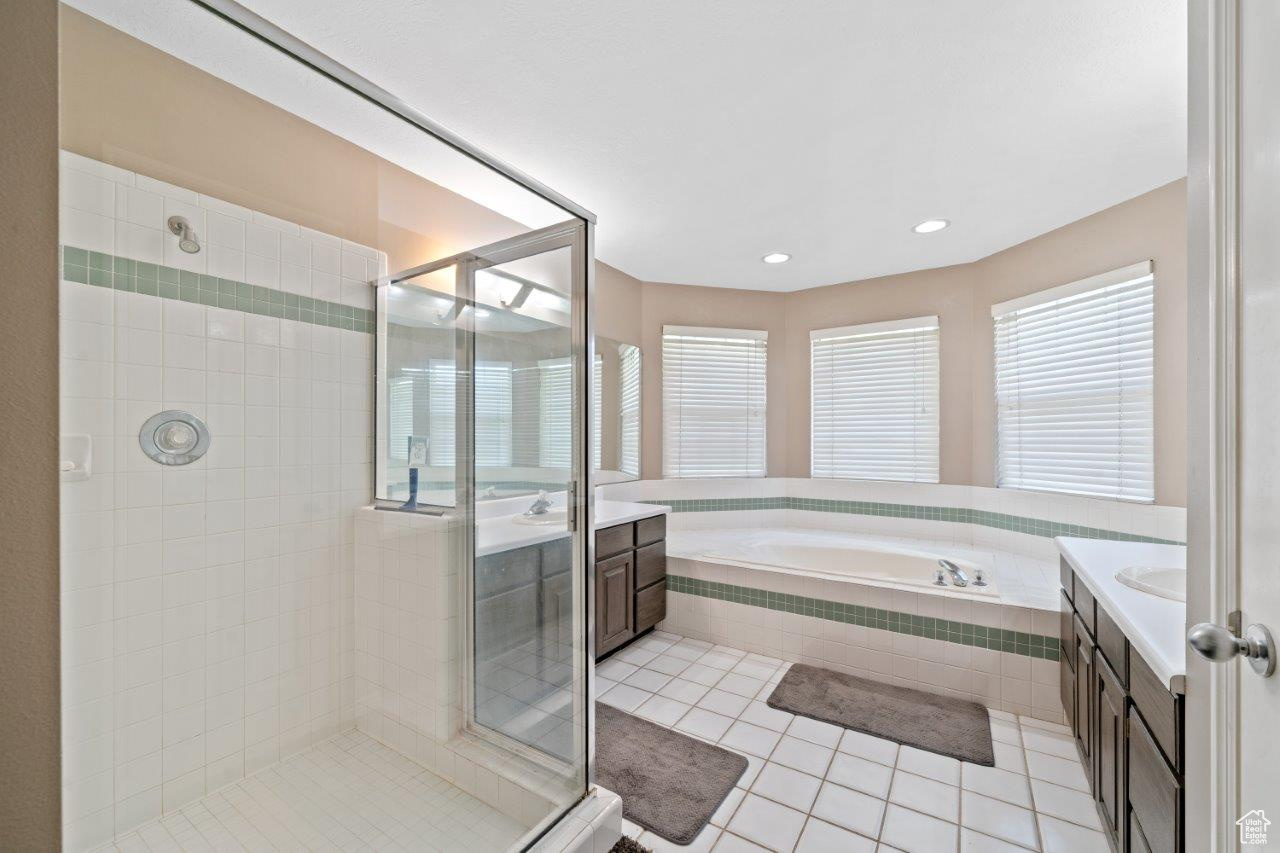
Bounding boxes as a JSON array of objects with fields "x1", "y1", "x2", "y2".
[{"x1": 139, "y1": 410, "x2": 211, "y2": 465}]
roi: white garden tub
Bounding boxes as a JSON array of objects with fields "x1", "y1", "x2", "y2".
[{"x1": 668, "y1": 528, "x2": 999, "y2": 597}]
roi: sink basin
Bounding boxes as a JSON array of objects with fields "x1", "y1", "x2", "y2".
[
  {"x1": 1115, "y1": 566, "x2": 1186, "y2": 602},
  {"x1": 511, "y1": 509, "x2": 569, "y2": 526}
]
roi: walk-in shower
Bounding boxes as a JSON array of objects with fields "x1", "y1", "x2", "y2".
[{"x1": 56, "y1": 2, "x2": 594, "y2": 850}]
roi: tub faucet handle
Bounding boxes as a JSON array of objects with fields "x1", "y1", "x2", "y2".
[
  {"x1": 934, "y1": 568, "x2": 948, "y2": 586},
  {"x1": 973, "y1": 568, "x2": 987, "y2": 587}
]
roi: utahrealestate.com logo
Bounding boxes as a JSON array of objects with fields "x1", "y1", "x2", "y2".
[{"x1": 1238, "y1": 810, "x2": 1271, "y2": 846}]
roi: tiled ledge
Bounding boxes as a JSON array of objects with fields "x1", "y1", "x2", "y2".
[
  {"x1": 645, "y1": 496, "x2": 1183, "y2": 545},
  {"x1": 667, "y1": 574, "x2": 1061, "y2": 661},
  {"x1": 62, "y1": 245, "x2": 376, "y2": 333}
]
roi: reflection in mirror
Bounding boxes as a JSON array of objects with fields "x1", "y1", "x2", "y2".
[{"x1": 593, "y1": 337, "x2": 642, "y2": 482}]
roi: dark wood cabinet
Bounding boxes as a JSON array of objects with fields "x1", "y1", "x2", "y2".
[
  {"x1": 594, "y1": 514, "x2": 667, "y2": 659},
  {"x1": 595, "y1": 552, "x2": 634, "y2": 655},
  {"x1": 1059, "y1": 557, "x2": 1185, "y2": 852}
]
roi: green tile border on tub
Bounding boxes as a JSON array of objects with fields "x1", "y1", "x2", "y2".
[
  {"x1": 644, "y1": 497, "x2": 1183, "y2": 545},
  {"x1": 666, "y1": 574, "x2": 1061, "y2": 661},
  {"x1": 62, "y1": 245, "x2": 376, "y2": 334}
]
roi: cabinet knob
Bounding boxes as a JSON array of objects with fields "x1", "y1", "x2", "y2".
[{"x1": 1188, "y1": 621, "x2": 1276, "y2": 676}]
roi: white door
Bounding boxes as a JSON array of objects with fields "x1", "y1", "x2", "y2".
[{"x1": 1188, "y1": 1, "x2": 1280, "y2": 850}]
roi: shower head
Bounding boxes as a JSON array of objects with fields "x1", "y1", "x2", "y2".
[{"x1": 167, "y1": 215, "x2": 201, "y2": 254}]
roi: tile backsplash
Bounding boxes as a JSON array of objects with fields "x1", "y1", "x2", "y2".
[{"x1": 59, "y1": 152, "x2": 380, "y2": 849}]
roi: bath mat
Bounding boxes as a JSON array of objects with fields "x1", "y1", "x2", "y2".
[
  {"x1": 608, "y1": 838, "x2": 650, "y2": 853},
  {"x1": 594, "y1": 702, "x2": 746, "y2": 844},
  {"x1": 767, "y1": 663, "x2": 995, "y2": 765}
]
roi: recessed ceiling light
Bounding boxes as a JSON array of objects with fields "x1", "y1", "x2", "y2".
[
  {"x1": 912, "y1": 219, "x2": 950, "y2": 234},
  {"x1": 762, "y1": 252, "x2": 791, "y2": 264}
]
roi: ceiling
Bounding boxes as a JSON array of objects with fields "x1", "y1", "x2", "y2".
[{"x1": 218, "y1": 1, "x2": 1187, "y2": 291}]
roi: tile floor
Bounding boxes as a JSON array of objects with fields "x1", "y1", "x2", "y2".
[
  {"x1": 600, "y1": 631, "x2": 1108, "y2": 853},
  {"x1": 91, "y1": 732, "x2": 527, "y2": 852}
]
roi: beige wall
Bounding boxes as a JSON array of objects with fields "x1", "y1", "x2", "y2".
[
  {"x1": 625, "y1": 180, "x2": 1188, "y2": 505},
  {"x1": 0, "y1": 0, "x2": 61, "y2": 847}
]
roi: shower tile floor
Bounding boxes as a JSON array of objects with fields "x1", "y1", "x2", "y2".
[
  {"x1": 92, "y1": 731, "x2": 526, "y2": 852},
  {"x1": 601, "y1": 631, "x2": 1108, "y2": 853}
]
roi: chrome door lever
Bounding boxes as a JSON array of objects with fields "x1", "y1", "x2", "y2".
[{"x1": 1187, "y1": 621, "x2": 1276, "y2": 676}]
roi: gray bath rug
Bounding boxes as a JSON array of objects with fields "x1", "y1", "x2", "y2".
[
  {"x1": 595, "y1": 702, "x2": 747, "y2": 844},
  {"x1": 767, "y1": 663, "x2": 995, "y2": 766}
]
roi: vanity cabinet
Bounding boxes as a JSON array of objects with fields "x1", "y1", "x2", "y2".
[
  {"x1": 595, "y1": 513, "x2": 667, "y2": 659},
  {"x1": 1060, "y1": 558, "x2": 1185, "y2": 852}
]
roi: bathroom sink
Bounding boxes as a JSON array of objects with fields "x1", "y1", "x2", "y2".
[
  {"x1": 1115, "y1": 566, "x2": 1186, "y2": 602},
  {"x1": 511, "y1": 509, "x2": 569, "y2": 526}
]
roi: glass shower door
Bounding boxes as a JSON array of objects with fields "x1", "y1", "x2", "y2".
[{"x1": 461, "y1": 221, "x2": 591, "y2": 808}]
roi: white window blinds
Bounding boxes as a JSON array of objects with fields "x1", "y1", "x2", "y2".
[
  {"x1": 662, "y1": 326, "x2": 767, "y2": 478},
  {"x1": 539, "y1": 357, "x2": 572, "y2": 468},
  {"x1": 619, "y1": 345, "x2": 641, "y2": 476},
  {"x1": 993, "y1": 261, "x2": 1154, "y2": 502},
  {"x1": 592, "y1": 354, "x2": 603, "y2": 469},
  {"x1": 426, "y1": 359, "x2": 513, "y2": 467},
  {"x1": 810, "y1": 317, "x2": 939, "y2": 483}
]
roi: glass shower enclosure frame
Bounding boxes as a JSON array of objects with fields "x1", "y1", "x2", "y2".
[{"x1": 374, "y1": 217, "x2": 598, "y2": 842}]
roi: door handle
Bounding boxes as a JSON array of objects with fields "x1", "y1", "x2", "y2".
[{"x1": 1187, "y1": 621, "x2": 1276, "y2": 676}]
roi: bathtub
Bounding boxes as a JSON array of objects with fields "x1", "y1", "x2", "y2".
[{"x1": 668, "y1": 528, "x2": 999, "y2": 597}]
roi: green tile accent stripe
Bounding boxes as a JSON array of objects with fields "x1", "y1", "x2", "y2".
[
  {"x1": 61, "y1": 245, "x2": 375, "y2": 333},
  {"x1": 644, "y1": 496, "x2": 1183, "y2": 545},
  {"x1": 667, "y1": 574, "x2": 1061, "y2": 661}
]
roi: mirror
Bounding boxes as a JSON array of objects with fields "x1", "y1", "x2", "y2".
[
  {"x1": 594, "y1": 336, "x2": 642, "y2": 483},
  {"x1": 377, "y1": 278, "x2": 642, "y2": 508}
]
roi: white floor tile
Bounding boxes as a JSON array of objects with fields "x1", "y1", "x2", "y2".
[
  {"x1": 878, "y1": 804, "x2": 958, "y2": 853},
  {"x1": 1025, "y1": 749, "x2": 1090, "y2": 792},
  {"x1": 895, "y1": 746, "x2": 961, "y2": 786},
  {"x1": 769, "y1": 736, "x2": 835, "y2": 777},
  {"x1": 825, "y1": 752, "x2": 894, "y2": 800},
  {"x1": 1038, "y1": 814, "x2": 1111, "y2": 853},
  {"x1": 717, "y1": 673, "x2": 767, "y2": 698},
  {"x1": 713, "y1": 831, "x2": 770, "y2": 852},
  {"x1": 795, "y1": 817, "x2": 878, "y2": 853},
  {"x1": 675, "y1": 708, "x2": 736, "y2": 741},
  {"x1": 992, "y1": 740, "x2": 1028, "y2": 774},
  {"x1": 750, "y1": 763, "x2": 822, "y2": 812},
  {"x1": 616, "y1": 646, "x2": 661, "y2": 666},
  {"x1": 726, "y1": 793, "x2": 807, "y2": 853},
  {"x1": 660, "y1": 677, "x2": 713, "y2": 704},
  {"x1": 889, "y1": 770, "x2": 959, "y2": 823},
  {"x1": 683, "y1": 663, "x2": 731, "y2": 687},
  {"x1": 636, "y1": 695, "x2": 692, "y2": 727},
  {"x1": 711, "y1": 786, "x2": 746, "y2": 828},
  {"x1": 698, "y1": 688, "x2": 752, "y2": 718},
  {"x1": 959, "y1": 790, "x2": 1039, "y2": 849},
  {"x1": 646, "y1": 654, "x2": 693, "y2": 677},
  {"x1": 786, "y1": 716, "x2": 844, "y2": 748},
  {"x1": 720, "y1": 721, "x2": 783, "y2": 758},
  {"x1": 1030, "y1": 778, "x2": 1102, "y2": 830},
  {"x1": 960, "y1": 827, "x2": 1035, "y2": 852},
  {"x1": 738, "y1": 701, "x2": 794, "y2": 733},
  {"x1": 810, "y1": 782, "x2": 886, "y2": 839},
  {"x1": 624, "y1": 667, "x2": 672, "y2": 692},
  {"x1": 989, "y1": 717, "x2": 1023, "y2": 746},
  {"x1": 600, "y1": 683, "x2": 652, "y2": 712},
  {"x1": 961, "y1": 763, "x2": 1032, "y2": 809},
  {"x1": 838, "y1": 729, "x2": 900, "y2": 767},
  {"x1": 598, "y1": 659, "x2": 639, "y2": 682},
  {"x1": 699, "y1": 651, "x2": 742, "y2": 670},
  {"x1": 1021, "y1": 727, "x2": 1078, "y2": 760}
]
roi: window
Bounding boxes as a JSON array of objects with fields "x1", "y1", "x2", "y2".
[
  {"x1": 993, "y1": 261, "x2": 1154, "y2": 502},
  {"x1": 662, "y1": 326, "x2": 767, "y2": 478},
  {"x1": 592, "y1": 353, "x2": 603, "y2": 469},
  {"x1": 810, "y1": 317, "x2": 939, "y2": 482},
  {"x1": 619, "y1": 345, "x2": 641, "y2": 476},
  {"x1": 539, "y1": 357, "x2": 572, "y2": 467},
  {"x1": 426, "y1": 359, "x2": 513, "y2": 467}
]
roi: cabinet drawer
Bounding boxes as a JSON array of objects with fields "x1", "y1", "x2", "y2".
[
  {"x1": 635, "y1": 579, "x2": 666, "y2": 632},
  {"x1": 1059, "y1": 557, "x2": 1074, "y2": 603},
  {"x1": 1073, "y1": 574, "x2": 1097, "y2": 639},
  {"x1": 1095, "y1": 603, "x2": 1129, "y2": 688},
  {"x1": 1128, "y1": 706, "x2": 1182, "y2": 853},
  {"x1": 595, "y1": 522, "x2": 634, "y2": 560},
  {"x1": 635, "y1": 541, "x2": 667, "y2": 589},
  {"x1": 1129, "y1": 650, "x2": 1182, "y2": 774},
  {"x1": 636, "y1": 513, "x2": 666, "y2": 547}
]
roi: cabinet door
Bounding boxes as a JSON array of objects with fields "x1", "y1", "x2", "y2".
[
  {"x1": 1072, "y1": 614, "x2": 1095, "y2": 777},
  {"x1": 595, "y1": 552, "x2": 633, "y2": 656},
  {"x1": 1095, "y1": 654, "x2": 1126, "y2": 847},
  {"x1": 1128, "y1": 706, "x2": 1182, "y2": 853}
]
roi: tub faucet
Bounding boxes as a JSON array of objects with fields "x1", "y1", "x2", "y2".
[
  {"x1": 939, "y1": 559, "x2": 969, "y2": 587},
  {"x1": 524, "y1": 490, "x2": 553, "y2": 516}
]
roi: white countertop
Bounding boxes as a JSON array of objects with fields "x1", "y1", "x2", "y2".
[
  {"x1": 1055, "y1": 537, "x2": 1188, "y2": 693},
  {"x1": 476, "y1": 499, "x2": 669, "y2": 557}
]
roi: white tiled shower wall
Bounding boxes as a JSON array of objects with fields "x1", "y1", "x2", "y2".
[{"x1": 59, "y1": 153, "x2": 382, "y2": 849}]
